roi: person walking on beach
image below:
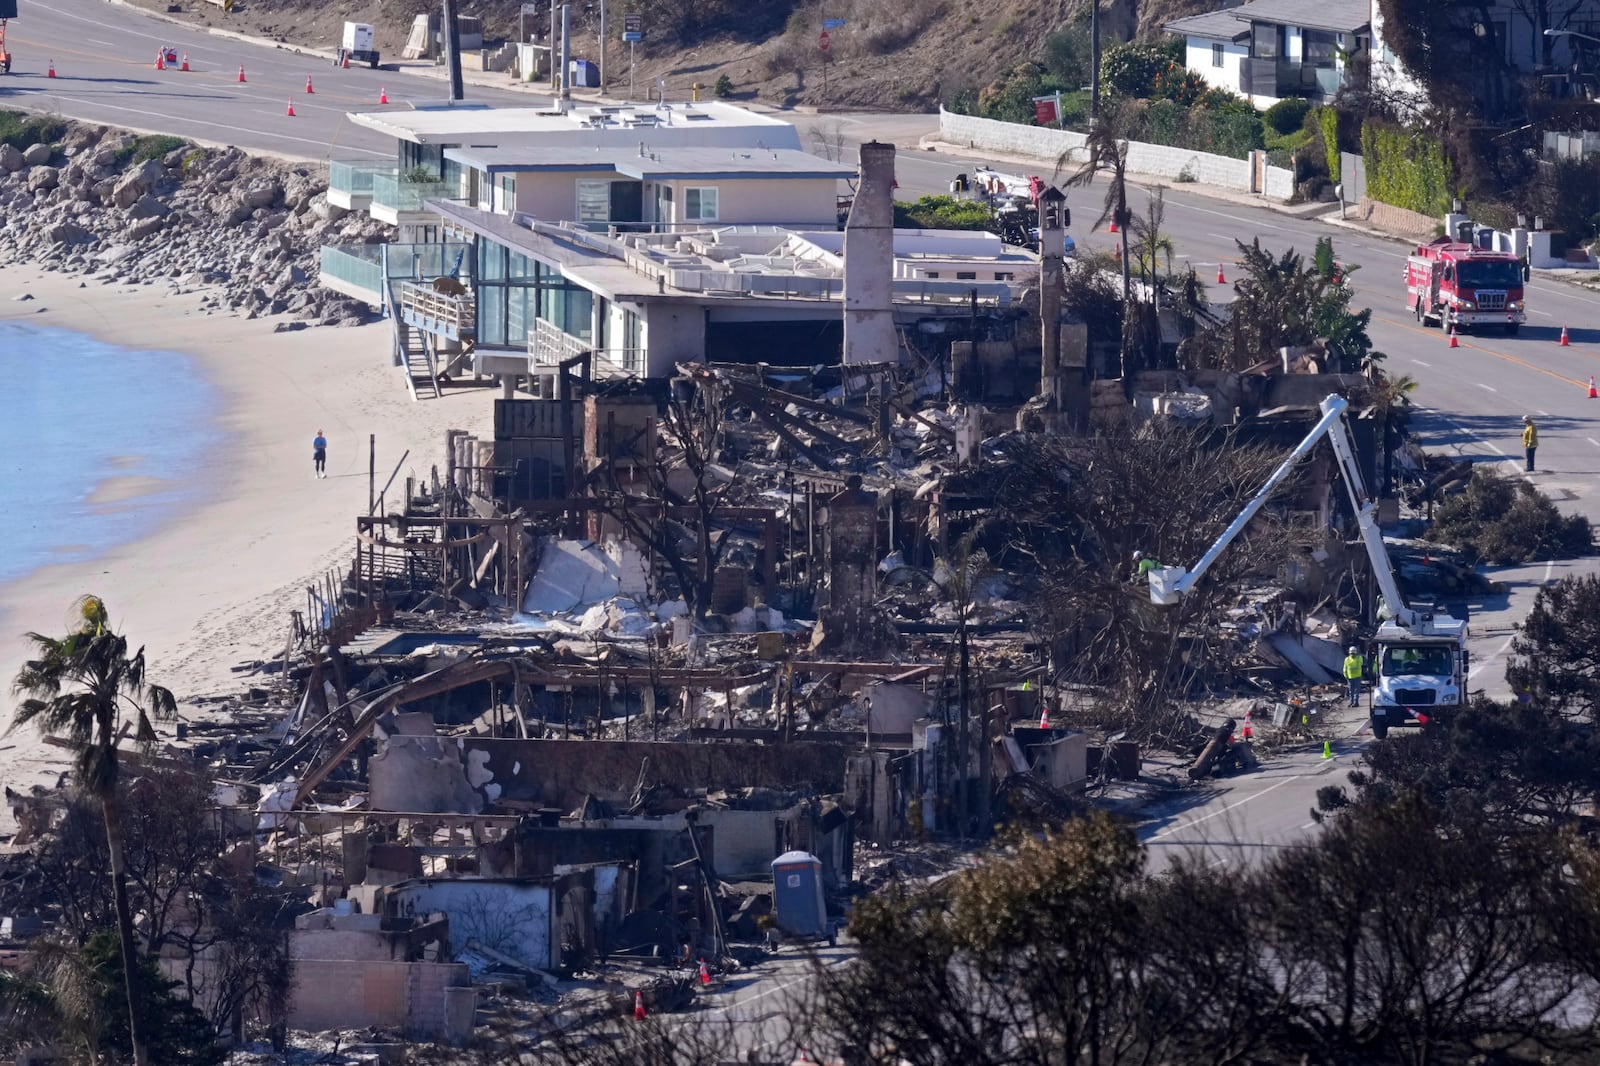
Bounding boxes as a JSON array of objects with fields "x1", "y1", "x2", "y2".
[
  {"x1": 313, "y1": 429, "x2": 328, "y2": 479},
  {"x1": 1522, "y1": 415, "x2": 1538, "y2": 473}
]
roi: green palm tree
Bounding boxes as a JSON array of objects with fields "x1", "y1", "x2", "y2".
[
  {"x1": 10, "y1": 596, "x2": 176, "y2": 1066},
  {"x1": 1059, "y1": 119, "x2": 1136, "y2": 381}
]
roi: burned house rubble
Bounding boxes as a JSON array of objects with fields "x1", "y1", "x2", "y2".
[{"x1": 0, "y1": 149, "x2": 1475, "y2": 1058}]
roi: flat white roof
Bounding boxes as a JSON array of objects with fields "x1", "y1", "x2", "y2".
[
  {"x1": 794, "y1": 229, "x2": 1028, "y2": 262},
  {"x1": 349, "y1": 100, "x2": 799, "y2": 147}
]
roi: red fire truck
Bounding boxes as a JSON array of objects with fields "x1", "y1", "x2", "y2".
[{"x1": 1405, "y1": 236, "x2": 1527, "y2": 335}]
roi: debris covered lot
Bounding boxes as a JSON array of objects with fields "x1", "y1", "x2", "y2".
[{"x1": 0, "y1": 351, "x2": 1527, "y2": 1059}]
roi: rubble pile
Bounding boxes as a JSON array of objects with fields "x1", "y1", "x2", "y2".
[{"x1": 0, "y1": 118, "x2": 384, "y2": 327}]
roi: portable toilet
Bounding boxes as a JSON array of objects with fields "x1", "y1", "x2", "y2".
[{"x1": 771, "y1": 850, "x2": 827, "y2": 938}]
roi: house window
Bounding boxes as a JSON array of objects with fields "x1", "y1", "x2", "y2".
[
  {"x1": 1212, "y1": 43, "x2": 1225, "y2": 67},
  {"x1": 1303, "y1": 29, "x2": 1340, "y2": 69},
  {"x1": 995, "y1": 272, "x2": 1014, "y2": 281},
  {"x1": 684, "y1": 186, "x2": 719, "y2": 221},
  {"x1": 1252, "y1": 22, "x2": 1280, "y2": 59},
  {"x1": 956, "y1": 271, "x2": 978, "y2": 280},
  {"x1": 496, "y1": 174, "x2": 515, "y2": 214},
  {"x1": 925, "y1": 271, "x2": 940, "y2": 279}
]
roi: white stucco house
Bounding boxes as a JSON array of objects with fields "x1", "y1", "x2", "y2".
[{"x1": 1166, "y1": 0, "x2": 1370, "y2": 108}]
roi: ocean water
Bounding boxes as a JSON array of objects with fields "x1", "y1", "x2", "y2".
[{"x1": 0, "y1": 322, "x2": 222, "y2": 588}]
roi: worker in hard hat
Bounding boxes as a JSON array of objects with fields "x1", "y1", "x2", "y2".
[
  {"x1": 1522, "y1": 415, "x2": 1538, "y2": 473},
  {"x1": 1343, "y1": 645, "x2": 1365, "y2": 707},
  {"x1": 1132, "y1": 550, "x2": 1160, "y2": 582}
]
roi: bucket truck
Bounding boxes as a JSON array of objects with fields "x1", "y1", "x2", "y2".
[{"x1": 1148, "y1": 394, "x2": 1468, "y2": 740}]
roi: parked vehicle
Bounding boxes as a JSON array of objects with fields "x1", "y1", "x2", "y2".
[
  {"x1": 1405, "y1": 234, "x2": 1526, "y2": 335},
  {"x1": 338, "y1": 21, "x2": 380, "y2": 69}
]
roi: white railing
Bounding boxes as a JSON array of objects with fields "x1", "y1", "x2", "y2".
[{"x1": 528, "y1": 319, "x2": 644, "y2": 377}]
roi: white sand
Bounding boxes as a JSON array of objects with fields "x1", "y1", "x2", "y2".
[{"x1": 0, "y1": 266, "x2": 492, "y2": 802}]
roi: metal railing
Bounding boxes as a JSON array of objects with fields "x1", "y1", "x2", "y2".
[
  {"x1": 528, "y1": 319, "x2": 643, "y2": 377},
  {"x1": 318, "y1": 242, "x2": 475, "y2": 299},
  {"x1": 328, "y1": 160, "x2": 395, "y2": 199},
  {"x1": 372, "y1": 173, "x2": 459, "y2": 214}
]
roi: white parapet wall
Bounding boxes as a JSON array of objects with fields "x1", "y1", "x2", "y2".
[{"x1": 938, "y1": 108, "x2": 1296, "y2": 202}]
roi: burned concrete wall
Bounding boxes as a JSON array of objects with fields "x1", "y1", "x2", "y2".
[
  {"x1": 370, "y1": 737, "x2": 856, "y2": 815},
  {"x1": 383, "y1": 878, "x2": 556, "y2": 972}
]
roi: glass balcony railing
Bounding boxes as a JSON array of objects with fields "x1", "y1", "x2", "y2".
[
  {"x1": 319, "y1": 245, "x2": 384, "y2": 295},
  {"x1": 372, "y1": 173, "x2": 457, "y2": 214},
  {"x1": 328, "y1": 160, "x2": 395, "y2": 199}
]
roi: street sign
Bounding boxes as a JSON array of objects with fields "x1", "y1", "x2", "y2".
[
  {"x1": 823, "y1": 18, "x2": 846, "y2": 28},
  {"x1": 624, "y1": 13, "x2": 642, "y2": 33},
  {"x1": 819, "y1": 29, "x2": 830, "y2": 51},
  {"x1": 623, "y1": 31, "x2": 642, "y2": 42},
  {"x1": 520, "y1": 3, "x2": 539, "y2": 13}
]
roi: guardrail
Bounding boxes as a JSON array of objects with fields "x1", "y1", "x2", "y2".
[
  {"x1": 399, "y1": 282, "x2": 476, "y2": 335},
  {"x1": 319, "y1": 245, "x2": 384, "y2": 296}
]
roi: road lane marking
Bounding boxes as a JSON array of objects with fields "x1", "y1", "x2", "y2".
[
  {"x1": 1468, "y1": 560, "x2": 1554, "y2": 682},
  {"x1": 1412, "y1": 358, "x2": 1432, "y2": 367},
  {"x1": 1588, "y1": 437, "x2": 1600, "y2": 448},
  {"x1": 1531, "y1": 309, "x2": 1554, "y2": 317},
  {"x1": 1484, "y1": 442, "x2": 1504, "y2": 454},
  {"x1": 1539, "y1": 409, "x2": 1551, "y2": 416},
  {"x1": 19, "y1": 95, "x2": 386, "y2": 154},
  {"x1": 1147, "y1": 766, "x2": 1339, "y2": 842},
  {"x1": 1376, "y1": 311, "x2": 1591, "y2": 388},
  {"x1": 1476, "y1": 383, "x2": 1497, "y2": 392}
]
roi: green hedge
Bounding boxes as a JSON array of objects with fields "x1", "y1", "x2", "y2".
[
  {"x1": 1317, "y1": 107, "x2": 1340, "y2": 182},
  {"x1": 1361, "y1": 123, "x2": 1449, "y2": 216}
]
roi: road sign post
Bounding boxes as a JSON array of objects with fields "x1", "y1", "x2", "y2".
[
  {"x1": 623, "y1": 14, "x2": 641, "y2": 100},
  {"x1": 819, "y1": 28, "x2": 829, "y2": 101}
]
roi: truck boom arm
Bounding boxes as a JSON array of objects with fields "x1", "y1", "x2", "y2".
[{"x1": 1150, "y1": 394, "x2": 1413, "y2": 625}]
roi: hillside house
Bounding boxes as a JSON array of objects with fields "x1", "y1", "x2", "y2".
[{"x1": 1166, "y1": 0, "x2": 1369, "y2": 107}]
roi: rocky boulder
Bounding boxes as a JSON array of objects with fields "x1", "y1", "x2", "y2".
[
  {"x1": 27, "y1": 167, "x2": 60, "y2": 192},
  {"x1": 0, "y1": 144, "x2": 24, "y2": 173},
  {"x1": 46, "y1": 222, "x2": 92, "y2": 244},
  {"x1": 236, "y1": 180, "x2": 282, "y2": 210},
  {"x1": 126, "y1": 194, "x2": 171, "y2": 220},
  {"x1": 111, "y1": 159, "x2": 167, "y2": 209},
  {"x1": 128, "y1": 216, "x2": 166, "y2": 241},
  {"x1": 21, "y1": 143, "x2": 53, "y2": 167}
]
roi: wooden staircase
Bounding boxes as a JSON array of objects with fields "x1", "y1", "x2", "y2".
[{"x1": 387, "y1": 279, "x2": 440, "y2": 401}]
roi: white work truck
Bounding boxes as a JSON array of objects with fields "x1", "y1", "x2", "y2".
[{"x1": 1149, "y1": 394, "x2": 1469, "y2": 740}]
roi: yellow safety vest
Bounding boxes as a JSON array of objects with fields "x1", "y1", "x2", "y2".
[
  {"x1": 1523, "y1": 423, "x2": 1538, "y2": 448},
  {"x1": 1343, "y1": 655, "x2": 1364, "y2": 679}
]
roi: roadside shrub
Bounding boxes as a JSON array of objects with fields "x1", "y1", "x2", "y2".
[
  {"x1": 0, "y1": 111, "x2": 68, "y2": 152},
  {"x1": 1428, "y1": 468, "x2": 1592, "y2": 563},
  {"x1": 1041, "y1": 20, "x2": 1091, "y2": 88},
  {"x1": 1262, "y1": 96, "x2": 1311, "y2": 135},
  {"x1": 894, "y1": 194, "x2": 992, "y2": 230},
  {"x1": 1361, "y1": 120, "x2": 1450, "y2": 216},
  {"x1": 120, "y1": 134, "x2": 187, "y2": 166},
  {"x1": 1101, "y1": 40, "x2": 1178, "y2": 98},
  {"x1": 712, "y1": 73, "x2": 734, "y2": 98},
  {"x1": 1316, "y1": 106, "x2": 1340, "y2": 181}
]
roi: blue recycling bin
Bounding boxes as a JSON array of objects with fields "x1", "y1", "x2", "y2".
[
  {"x1": 771, "y1": 850, "x2": 827, "y2": 938},
  {"x1": 570, "y1": 59, "x2": 600, "y2": 88}
]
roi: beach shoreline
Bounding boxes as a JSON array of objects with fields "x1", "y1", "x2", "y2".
[{"x1": 0, "y1": 267, "x2": 492, "y2": 805}]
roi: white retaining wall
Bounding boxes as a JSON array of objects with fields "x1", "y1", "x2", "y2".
[{"x1": 939, "y1": 108, "x2": 1294, "y2": 201}]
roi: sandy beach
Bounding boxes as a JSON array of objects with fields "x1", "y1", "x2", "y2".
[{"x1": 0, "y1": 266, "x2": 491, "y2": 804}]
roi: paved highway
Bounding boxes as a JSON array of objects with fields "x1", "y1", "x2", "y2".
[{"x1": 0, "y1": 0, "x2": 543, "y2": 158}]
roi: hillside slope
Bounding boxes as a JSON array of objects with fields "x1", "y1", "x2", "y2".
[{"x1": 129, "y1": 0, "x2": 1212, "y2": 112}]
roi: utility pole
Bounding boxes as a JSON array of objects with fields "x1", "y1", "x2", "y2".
[
  {"x1": 442, "y1": 0, "x2": 464, "y2": 101},
  {"x1": 550, "y1": 0, "x2": 559, "y2": 91},
  {"x1": 1089, "y1": 0, "x2": 1101, "y2": 125},
  {"x1": 560, "y1": 3, "x2": 570, "y2": 101},
  {"x1": 598, "y1": 0, "x2": 606, "y2": 93}
]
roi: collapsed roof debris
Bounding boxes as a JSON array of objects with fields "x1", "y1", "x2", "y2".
[{"x1": 1, "y1": 342, "x2": 1476, "y2": 1055}]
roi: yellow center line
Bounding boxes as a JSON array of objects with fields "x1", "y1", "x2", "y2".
[{"x1": 1372, "y1": 307, "x2": 1593, "y2": 390}]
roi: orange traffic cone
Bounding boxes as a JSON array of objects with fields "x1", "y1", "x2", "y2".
[
  {"x1": 238, "y1": 64, "x2": 247, "y2": 82},
  {"x1": 47, "y1": 60, "x2": 55, "y2": 79},
  {"x1": 699, "y1": 958, "x2": 711, "y2": 986},
  {"x1": 1242, "y1": 708, "x2": 1253, "y2": 741},
  {"x1": 155, "y1": 50, "x2": 165, "y2": 70},
  {"x1": 286, "y1": 98, "x2": 296, "y2": 117},
  {"x1": 1108, "y1": 219, "x2": 1118, "y2": 233},
  {"x1": 180, "y1": 53, "x2": 190, "y2": 72},
  {"x1": 633, "y1": 990, "x2": 646, "y2": 1020},
  {"x1": 1039, "y1": 706, "x2": 1051, "y2": 729},
  {"x1": 1590, "y1": 375, "x2": 1598, "y2": 399},
  {"x1": 341, "y1": 51, "x2": 351, "y2": 69},
  {"x1": 379, "y1": 86, "x2": 389, "y2": 104},
  {"x1": 1216, "y1": 264, "x2": 1226, "y2": 284},
  {"x1": 1448, "y1": 326, "x2": 1459, "y2": 348},
  {"x1": 1560, "y1": 325, "x2": 1571, "y2": 346},
  {"x1": 305, "y1": 75, "x2": 315, "y2": 93}
]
